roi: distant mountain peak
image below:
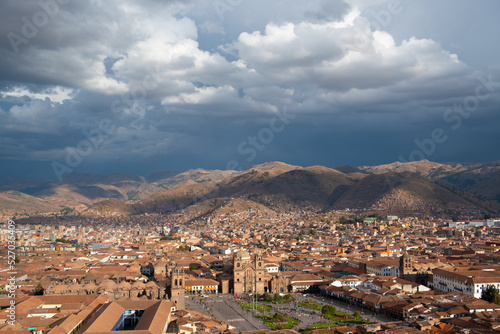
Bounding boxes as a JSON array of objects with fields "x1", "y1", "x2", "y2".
[
  {"x1": 245, "y1": 161, "x2": 301, "y2": 172},
  {"x1": 1, "y1": 160, "x2": 499, "y2": 219}
]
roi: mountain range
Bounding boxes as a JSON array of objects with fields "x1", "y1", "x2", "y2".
[{"x1": 2, "y1": 160, "x2": 499, "y2": 220}]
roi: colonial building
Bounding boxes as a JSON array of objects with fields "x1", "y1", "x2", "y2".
[
  {"x1": 225, "y1": 248, "x2": 326, "y2": 295},
  {"x1": 45, "y1": 278, "x2": 163, "y2": 300},
  {"x1": 270, "y1": 272, "x2": 326, "y2": 293},
  {"x1": 431, "y1": 268, "x2": 500, "y2": 298},
  {"x1": 233, "y1": 248, "x2": 268, "y2": 295},
  {"x1": 185, "y1": 278, "x2": 220, "y2": 295}
]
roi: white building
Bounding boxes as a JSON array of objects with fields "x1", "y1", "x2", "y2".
[
  {"x1": 365, "y1": 260, "x2": 399, "y2": 277},
  {"x1": 265, "y1": 263, "x2": 279, "y2": 273},
  {"x1": 331, "y1": 276, "x2": 363, "y2": 288},
  {"x1": 390, "y1": 266, "x2": 400, "y2": 277},
  {"x1": 432, "y1": 269, "x2": 500, "y2": 298}
]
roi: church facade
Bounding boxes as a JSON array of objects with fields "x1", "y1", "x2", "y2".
[
  {"x1": 229, "y1": 248, "x2": 326, "y2": 295},
  {"x1": 233, "y1": 249, "x2": 268, "y2": 295}
]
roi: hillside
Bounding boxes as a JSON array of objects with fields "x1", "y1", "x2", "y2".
[
  {"x1": 132, "y1": 179, "x2": 219, "y2": 214},
  {"x1": 0, "y1": 190, "x2": 62, "y2": 218},
  {"x1": 243, "y1": 161, "x2": 300, "y2": 176},
  {"x1": 333, "y1": 172, "x2": 491, "y2": 217},
  {"x1": 209, "y1": 165, "x2": 359, "y2": 204},
  {"x1": 438, "y1": 161, "x2": 500, "y2": 201},
  {"x1": 360, "y1": 160, "x2": 500, "y2": 202},
  {"x1": 0, "y1": 168, "x2": 238, "y2": 214},
  {"x1": 359, "y1": 160, "x2": 475, "y2": 179},
  {"x1": 90, "y1": 164, "x2": 359, "y2": 216},
  {"x1": 17, "y1": 172, "x2": 153, "y2": 206},
  {"x1": 146, "y1": 170, "x2": 182, "y2": 183},
  {"x1": 85, "y1": 199, "x2": 136, "y2": 216},
  {"x1": 128, "y1": 163, "x2": 494, "y2": 218},
  {"x1": 196, "y1": 197, "x2": 278, "y2": 225},
  {"x1": 151, "y1": 168, "x2": 237, "y2": 190},
  {"x1": 1, "y1": 160, "x2": 499, "y2": 219}
]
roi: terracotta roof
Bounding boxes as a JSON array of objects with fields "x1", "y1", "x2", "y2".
[{"x1": 83, "y1": 300, "x2": 174, "y2": 333}]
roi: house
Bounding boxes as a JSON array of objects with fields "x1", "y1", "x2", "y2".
[{"x1": 185, "y1": 278, "x2": 220, "y2": 295}]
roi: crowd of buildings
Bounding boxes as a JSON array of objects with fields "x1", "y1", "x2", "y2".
[{"x1": 1, "y1": 205, "x2": 500, "y2": 333}]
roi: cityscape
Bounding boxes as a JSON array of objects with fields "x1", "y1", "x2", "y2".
[
  {"x1": 1, "y1": 1, "x2": 500, "y2": 334},
  {"x1": 1, "y1": 160, "x2": 500, "y2": 333}
]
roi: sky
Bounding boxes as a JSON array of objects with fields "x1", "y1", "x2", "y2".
[{"x1": 0, "y1": 0, "x2": 499, "y2": 180}]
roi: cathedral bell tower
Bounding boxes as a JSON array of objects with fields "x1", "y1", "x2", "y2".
[
  {"x1": 399, "y1": 253, "x2": 412, "y2": 278},
  {"x1": 167, "y1": 261, "x2": 185, "y2": 309}
]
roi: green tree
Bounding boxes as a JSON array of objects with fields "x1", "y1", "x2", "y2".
[
  {"x1": 260, "y1": 292, "x2": 271, "y2": 302},
  {"x1": 321, "y1": 304, "x2": 336, "y2": 315},
  {"x1": 481, "y1": 285, "x2": 500, "y2": 305},
  {"x1": 34, "y1": 282, "x2": 44, "y2": 295},
  {"x1": 271, "y1": 313, "x2": 286, "y2": 322},
  {"x1": 353, "y1": 311, "x2": 361, "y2": 318},
  {"x1": 189, "y1": 265, "x2": 197, "y2": 270}
]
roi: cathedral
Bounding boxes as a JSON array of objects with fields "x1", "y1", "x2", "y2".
[
  {"x1": 227, "y1": 248, "x2": 326, "y2": 295},
  {"x1": 232, "y1": 248, "x2": 268, "y2": 295}
]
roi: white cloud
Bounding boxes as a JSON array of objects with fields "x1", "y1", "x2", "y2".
[
  {"x1": 0, "y1": 1, "x2": 200, "y2": 95},
  {"x1": 0, "y1": 2, "x2": 475, "y2": 116},
  {"x1": 229, "y1": 10, "x2": 471, "y2": 110},
  {"x1": 1, "y1": 86, "x2": 75, "y2": 103}
]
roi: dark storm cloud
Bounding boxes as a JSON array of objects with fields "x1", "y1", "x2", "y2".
[{"x1": 0, "y1": 0, "x2": 499, "y2": 179}]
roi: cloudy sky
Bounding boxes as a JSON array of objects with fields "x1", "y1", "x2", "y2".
[{"x1": 1, "y1": 0, "x2": 499, "y2": 179}]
